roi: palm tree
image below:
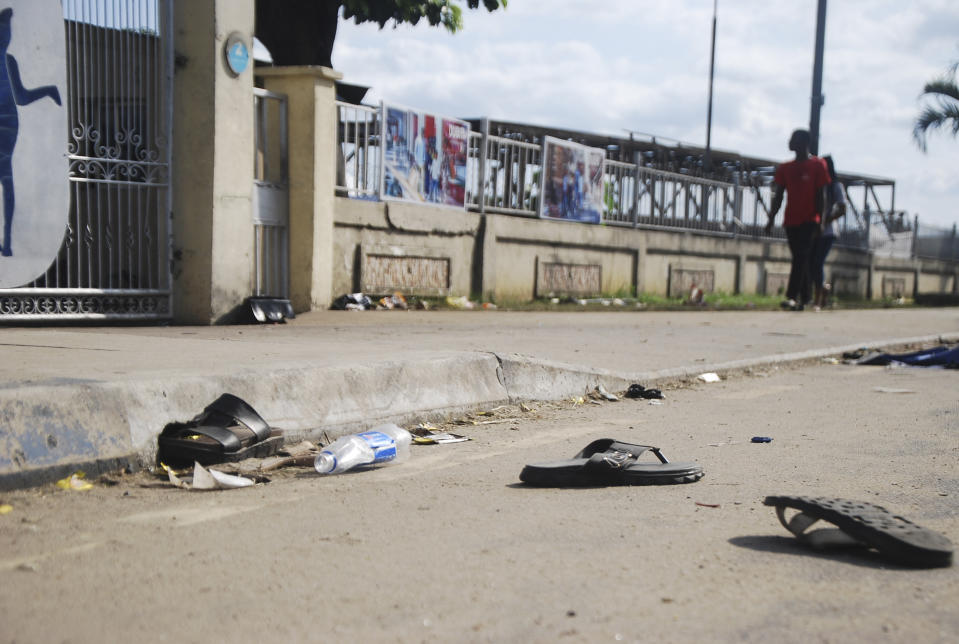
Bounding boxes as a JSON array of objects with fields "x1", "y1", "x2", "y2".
[{"x1": 913, "y1": 61, "x2": 959, "y2": 152}]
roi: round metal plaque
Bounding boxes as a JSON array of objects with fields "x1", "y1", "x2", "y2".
[{"x1": 224, "y1": 32, "x2": 250, "y2": 76}]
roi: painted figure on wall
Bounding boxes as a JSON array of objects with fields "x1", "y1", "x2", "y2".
[{"x1": 0, "y1": 7, "x2": 61, "y2": 257}]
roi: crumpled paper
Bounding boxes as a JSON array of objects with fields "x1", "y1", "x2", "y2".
[{"x1": 166, "y1": 462, "x2": 255, "y2": 490}]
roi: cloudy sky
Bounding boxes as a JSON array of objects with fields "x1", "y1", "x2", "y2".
[{"x1": 330, "y1": 0, "x2": 959, "y2": 229}]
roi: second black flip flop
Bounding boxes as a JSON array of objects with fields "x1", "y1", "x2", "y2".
[
  {"x1": 520, "y1": 439, "x2": 704, "y2": 487},
  {"x1": 763, "y1": 495, "x2": 953, "y2": 568}
]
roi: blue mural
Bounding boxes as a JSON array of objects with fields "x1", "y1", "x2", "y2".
[{"x1": 0, "y1": 7, "x2": 61, "y2": 257}]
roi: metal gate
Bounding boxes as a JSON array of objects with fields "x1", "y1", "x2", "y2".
[
  {"x1": 0, "y1": 0, "x2": 173, "y2": 321},
  {"x1": 253, "y1": 88, "x2": 289, "y2": 299}
]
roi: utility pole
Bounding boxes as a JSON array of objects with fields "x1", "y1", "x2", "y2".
[
  {"x1": 809, "y1": 0, "x2": 827, "y2": 155},
  {"x1": 704, "y1": 0, "x2": 717, "y2": 174}
]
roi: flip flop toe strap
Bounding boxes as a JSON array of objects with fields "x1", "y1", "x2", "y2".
[
  {"x1": 584, "y1": 449, "x2": 634, "y2": 471},
  {"x1": 775, "y1": 506, "x2": 863, "y2": 550}
]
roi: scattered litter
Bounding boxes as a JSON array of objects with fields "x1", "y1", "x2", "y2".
[
  {"x1": 695, "y1": 502, "x2": 721, "y2": 508},
  {"x1": 520, "y1": 403, "x2": 535, "y2": 412},
  {"x1": 168, "y1": 462, "x2": 256, "y2": 490},
  {"x1": 751, "y1": 436, "x2": 773, "y2": 443},
  {"x1": 822, "y1": 357, "x2": 840, "y2": 365},
  {"x1": 685, "y1": 285, "x2": 704, "y2": 305},
  {"x1": 332, "y1": 292, "x2": 373, "y2": 311},
  {"x1": 872, "y1": 387, "x2": 917, "y2": 394},
  {"x1": 648, "y1": 400, "x2": 664, "y2": 406},
  {"x1": 283, "y1": 440, "x2": 319, "y2": 457},
  {"x1": 315, "y1": 424, "x2": 412, "y2": 474},
  {"x1": 411, "y1": 430, "x2": 470, "y2": 445},
  {"x1": 257, "y1": 440, "x2": 319, "y2": 471},
  {"x1": 625, "y1": 384, "x2": 645, "y2": 398},
  {"x1": 697, "y1": 372, "x2": 721, "y2": 383},
  {"x1": 0, "y1": 504, "x2": 12, "y2": 515},
  {"x1": 56, "y1": 472, "x2": 93, "y2": 491},
  {"x1": 477, "y1": 417, "x2": 523, "y2": 426},
  {"x1": 588, "y1": 399, "x2": 603, "y2": 406},
  {"x1": 571, "y1": 396, "x2": 585, "y2": 406},
  {"x1": 852, "y1": 345, "x2": 959, "y2": 368},
  {"x1": 445, "y1": 295, "x2": 475, "y2": 310},
  {"x1": 593, "y1": 384, "x2": 619, "y2": 402},
  {"x1": 194, "y1": 463, "x2": 255, "y2": 490},
  {"x1": 482, "y1": 302, "x2": 497, "y2": 310},
  {"x1": 377, "y1": 292, "x2": 408, "y2": 310},
  {"x1": 625, "y1": 383, "x2": 664, "y2": 399}
]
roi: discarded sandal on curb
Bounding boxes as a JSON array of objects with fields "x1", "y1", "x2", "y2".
[
  {"x1": 158, "y1": 394, "x2": 284, "y2": 467},
  {"x1": 763, "y1": 495, "x2": 953, "y2": 568},
  {"x1": 520, "y1": 439, "x2": 703, "y2": 487}
]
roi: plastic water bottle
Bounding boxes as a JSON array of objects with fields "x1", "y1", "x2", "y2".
[{"x1": 314, "y1": 423, "x2": 412, "y2": 475}]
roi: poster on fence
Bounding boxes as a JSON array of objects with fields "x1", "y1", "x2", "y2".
[
  {"x1": 539, "y1": 136, "x2": 604, "y2": 223},
  {"x1": 381, "y1": 103, "x2": 469, "y2": 208}
]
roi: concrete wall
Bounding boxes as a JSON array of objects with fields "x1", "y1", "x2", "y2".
[
  {"x1": 334, "y1": 198, "x2": 479, "y2": 299},
  {"x1": 330, "y1": 198, "x2": 959, "y2": 303}
]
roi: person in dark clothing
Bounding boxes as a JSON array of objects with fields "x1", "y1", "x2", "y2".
[
  {"x1": 764, "y1": 129, "x2": 830, "y2": 310},
  {"x1": 810, "y1": 155, "x2": 846, "y2": 310}
]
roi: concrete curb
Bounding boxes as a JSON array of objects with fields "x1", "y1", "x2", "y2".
[
  {"x1": 2, "y1": 332, "x2": 956, "y2": 490},
  {"x1": 497, "y1": 333, "x2": 959, "y2": 401}
]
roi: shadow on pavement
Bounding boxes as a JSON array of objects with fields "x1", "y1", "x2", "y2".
[{"x1": 728, "y1": 535, "x2": 914, "y2": 570}]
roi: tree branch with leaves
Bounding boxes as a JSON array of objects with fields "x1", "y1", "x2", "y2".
[
  {"x1": 256, "y1": 0, "x2": 507, "y2": 69},
  {"x1": 913, "y1": 60, "x2": 959, "y2": 152}
]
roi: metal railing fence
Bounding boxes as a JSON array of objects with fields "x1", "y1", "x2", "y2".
[
  {"x1": 468, "y1": 132, "x2": 542, "y2": 215},
  {"x1": 914, "y1": 220, "x2": 958, "y2": 261},
  {"x1": 337, "y1": 102, "x2": 380, "y2": 199},
  {"x1": 334, "y1": 102, "x2": 953, "y2": 260}
]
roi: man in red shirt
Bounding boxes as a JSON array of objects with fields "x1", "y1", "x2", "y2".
[{"x1": 764, "y1": 129, "x2": 831, "y2": 310}]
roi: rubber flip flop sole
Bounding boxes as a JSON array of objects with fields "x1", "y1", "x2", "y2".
[{"x1": 764, "y1": 495, "x2": 953, "y2": 568}]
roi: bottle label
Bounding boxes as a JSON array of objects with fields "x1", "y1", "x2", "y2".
[{"x1": 357, "y1": 431, "x2": 397, "y2": 463}]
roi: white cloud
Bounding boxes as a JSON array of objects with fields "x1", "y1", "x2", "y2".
[{"x1": 330, "y1": 0, "x2": 959, "y2": 227}]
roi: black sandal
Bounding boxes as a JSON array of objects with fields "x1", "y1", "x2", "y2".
[
  {"x1": 764, "y1": 495, "x2": 953, "y2": 568},
  {"x1": 158, "y1": 394, "x2": 284, "y2": 466},
  {"x1": 520, "y1": 439, "x2": 703, "y2": 487}
]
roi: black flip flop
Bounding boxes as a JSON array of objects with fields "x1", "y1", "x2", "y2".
[
  {"x1": 519, "y1": 439, "x2": 704, "y2": 487},
  {"x1": 158, "y1": 394, "x2": 284, "y2": 466},
  {"x1": 764, "y1": 495, "x2": 953, "y2": 568}
]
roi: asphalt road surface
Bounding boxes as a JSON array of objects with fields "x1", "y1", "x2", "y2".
[{"x1": 2, "y1": 361, "x2": 957, "y2": 642}]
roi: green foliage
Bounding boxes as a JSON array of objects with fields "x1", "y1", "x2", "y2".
[
  {"x1": 913, "y1": 60, "x2": 959, "y2": 152},
  {"x1": 342, "y1": 0, "x2": 507, "y2": 33}
]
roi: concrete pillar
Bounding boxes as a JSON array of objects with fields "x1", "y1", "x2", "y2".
[
  {"x1": 172, "y1": 0, "x2": 256, "y2": 323},
  {"x1": 258, "y1": 66, "x2": 342, "y2": 312}
]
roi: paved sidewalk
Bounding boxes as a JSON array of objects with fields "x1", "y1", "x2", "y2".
[{"x1": 2, "y1": 307, "x2": 958, "y2": 488}]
